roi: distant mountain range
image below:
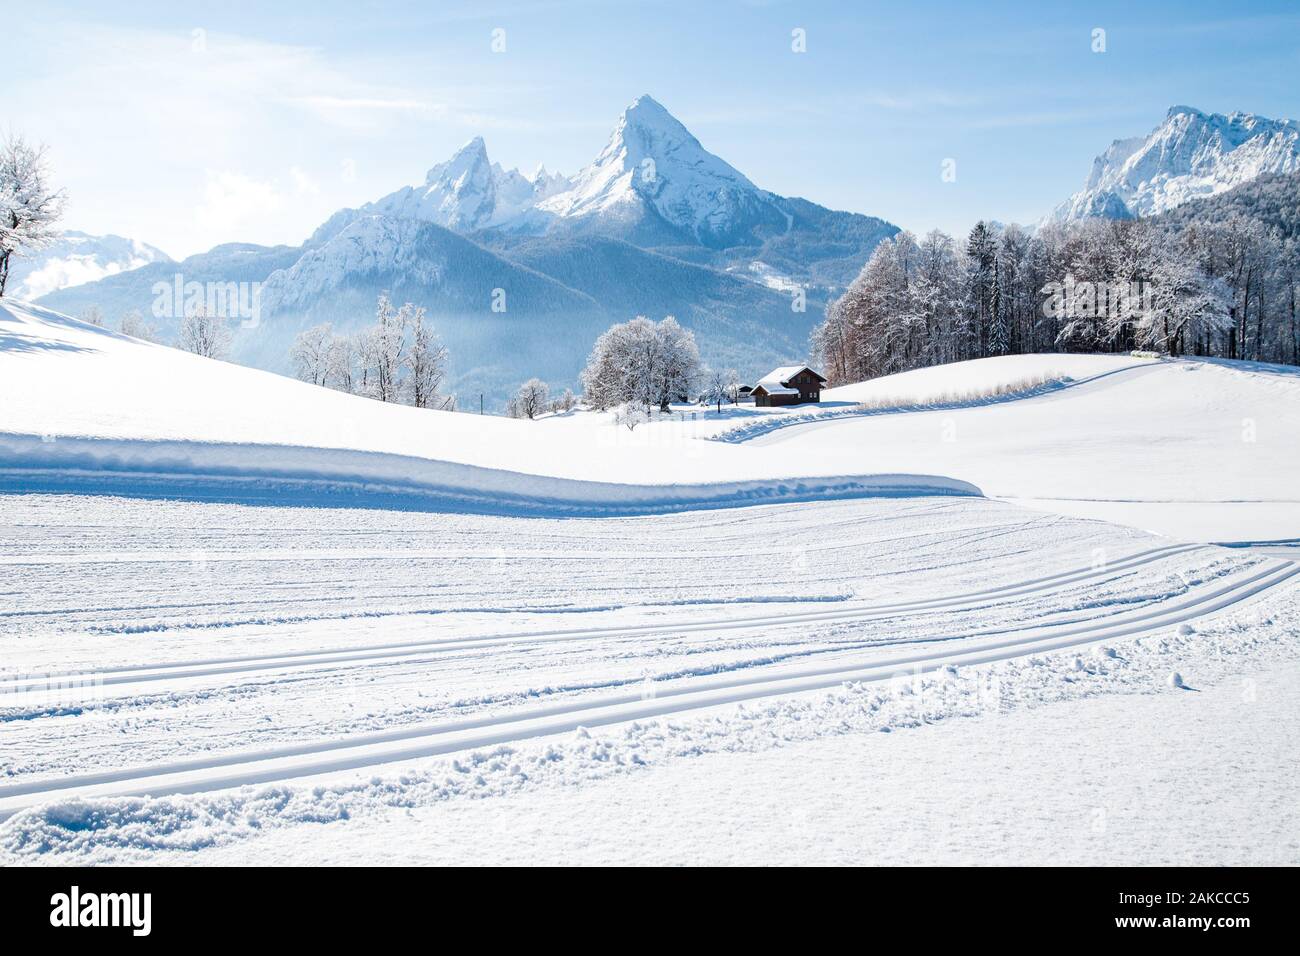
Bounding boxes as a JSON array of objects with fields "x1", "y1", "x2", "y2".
[
  {"x1": 40, "y1": 99, "x2": 1299, "y2": 403},
  {"x1": 1050, "y1": 105, "x2": 1300, "y2": 222},
  {"x1": 9, "y1": 231, "x2": 171, "y2": 301},
  {"x1": 40, "y1": 95, "x2": 897, "y2": 403}
]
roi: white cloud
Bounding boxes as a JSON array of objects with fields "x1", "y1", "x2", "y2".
[
  {"x1": 195, "y1": 170, "x2": 285, "y2": 234},
  {"x1": 290, "y1": 166, "x2": 321, "y2": 197},
  {"x1": 6, "y1": 21, "x2": 536, "y2": 255},
  {"x1": 16, "y1": 258, "x2": 129, "y2": 300}
]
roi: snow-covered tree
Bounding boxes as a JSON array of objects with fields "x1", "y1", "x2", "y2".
[
  {"x1": 403, "y1": 304, "x2": 451, "y2": 409},
  {"x1": 1208, "y1": 214, "x2": 1270, "y2": 360},
  {"x1": 79, "y1": 305, "x2": 105, "y2": 327},
  {"x1": 724, "y1": 368, "x2": 741, "y2": 404},
  {"x1": 581, "y1": 315, "x2": 702, "y2": 411},
  {"x1": 1138, "y1": 233, "x2": 1230, "y2": 354},
  {"x1": 703, "y1": 366, "x2": 738, "y2": 412},
  {"x1": 370, "y1": 294, "x2": 406, "y2": 403},
  {"x1": 811, "y1": 231, "x2": 922, "y2": 383},
  {"x1": 325, "y1": 334, "x2": 356, "y2": 393},
  {"x1": 177, "y1": 307, "x2": 231, "y2": 360},
  {"x1": 507, "y1": 378, "x2": 550, "y2": 419},
  {"x1": 118, "y1": 310, "x2": 161, "y2": 343},
  {"x1": 1280, "y1": 237, "x2": 1300, "y2": 366},
  {"x1": 300, "y1": 294, "x2": 452, "y2": 406},
  {"x1": 912, "y1": 229, "x2": 965, "y2": 365},
  {"x1": 0, "y1": 134, "x2": 65, "y2": 297},
  {"x1": 965, "y1": 221, "x2": 998, "y2": 358},
  {"x1": 551, "y1": 387, "x2": 577, "y2": 413},
  {"x1": 614, "y1": 401, "x2": 648, "y2": 431},
  {"x1": 291, "y1": 323, "x2": 334, "y2": 386},
  {"x1": 650, "y1": 316, "x2": 702, "y2": 410}
]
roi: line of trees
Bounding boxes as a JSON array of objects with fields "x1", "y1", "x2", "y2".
[
  {"x1": 80, "y1": 306, "x2": 165, "y2": 343},
  {"x1": 290, "y1": 294, "x2": 454, "y2": 410},
  {"x1": 81, "y1": 303, "x2": 224, "y2": 354},
  {"x1": 813, "y1": 214, "x2": 1300, "y2": 386}
]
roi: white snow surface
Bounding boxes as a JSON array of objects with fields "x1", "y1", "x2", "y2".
[
  {"x1": 0, "y1": 298, "x2": 976, "y2": 514},
  {"x1": 65, "y1": 661, "x2": 1300, "y2": 866},
  {"x1": 1, "y1": 297, "x2": 1297, "y2": 864},
  {"x1": 3, "y1": 299, "x2": 1298, "y2": 538},
  {"x1": 766, "y1": 354, "x2": 1300, "y2": 542},
  {"x1": 0, "y1": 488, "x2": 1295, "y2": 864}
]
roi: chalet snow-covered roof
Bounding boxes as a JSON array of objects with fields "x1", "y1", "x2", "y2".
[{"x1": 753, "y1": 365, "x2": 825, "y2": 394}]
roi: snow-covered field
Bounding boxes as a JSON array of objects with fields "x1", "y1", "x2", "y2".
[
  {"x1": 166, "y1": 662, "x2": 1300, "y2": 866},
  {"x1": 1, "y1": 298, "x2": 1297, "y2": 865}
]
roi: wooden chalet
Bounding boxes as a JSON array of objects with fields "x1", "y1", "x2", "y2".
[{"x1": 750, "y1": 365, "x2": 826, "y2": 407}]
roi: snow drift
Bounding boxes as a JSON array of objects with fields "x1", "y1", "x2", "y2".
[
  {"x1": 0, "y1": 299, "x2": 977, "y2": 514},
  {"x1": 5, "y1": 297, "x2": 1299, "y2": 539}
]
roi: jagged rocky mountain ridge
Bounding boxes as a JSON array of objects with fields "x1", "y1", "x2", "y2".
[
  {"x1": 41, "y1": 95, "x2": 897, "y2": 403},
  {"x1": 1051, "y1": 105, "x2": 1300, "y2": 222}
]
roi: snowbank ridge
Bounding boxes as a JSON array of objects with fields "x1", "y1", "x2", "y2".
[{"x1": 0, "y1": 433, "x2": 980, "y2": 516}]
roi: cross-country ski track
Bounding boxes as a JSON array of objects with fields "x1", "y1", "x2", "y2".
[
  {"x1": 1, "y1": 551, "x2": 1292, "y2": 820},
  {"x1": 0, "y1": 540, "x2": 1209, "y2": 692},
  {"x1": 3, "y1": 299, "x2": 1300, "y2": 862}
]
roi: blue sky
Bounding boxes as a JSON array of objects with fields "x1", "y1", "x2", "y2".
[{"x1": 9, "y1": 0, "x2": 1300, "y2": 257}]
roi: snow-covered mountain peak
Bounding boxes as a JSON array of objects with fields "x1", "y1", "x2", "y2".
[
  {"x1": 1052, "y1": 105, "x2": 1300, "y2": 221},
  {"x1": 300, "y1": 94, "x2": 890, "y2": 274},
  {"x1": 618, "y1": 94, "x2": 702, "y2": 144},
  {"x1": 530, "y1": 164, "x2": 570, "y2": 197},
  {"x1": 538, "y1": 94, "x2": 786, "y2": 246},
  {"x1": 424, "y1": 136, "x2": 490, "y2": 186},
  {"x1": 363, "y1": 135, "x2": 495, "y2": 230},
  {"x1": 364, "y1": 135, "x2": 567, "y2": 231}
]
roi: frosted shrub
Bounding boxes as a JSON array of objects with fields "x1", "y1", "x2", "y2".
[{"x1": 614, "y1": 402, "x2": 649, "y2": 431}]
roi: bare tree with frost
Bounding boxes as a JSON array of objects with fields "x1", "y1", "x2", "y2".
[
  {"x1": 0, "y1": 134, "x2": 65, "y2": 297},
  {"x1": 507, "y1": 378, "x2": 550, "y2": 419},
  {"x1": 404, "y1": 304, "x2": 451, "y2": 410},
  {"x1": 177, "y1": 306, "x2": 232, "y2": 360},
  {"x1": 291, "y1": 323, "x2": 334, "y2": 386}
]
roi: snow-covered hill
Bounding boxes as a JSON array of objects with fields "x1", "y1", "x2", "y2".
[
  {"x1": 6, "y1": 231, "x2": 171, "y2": 300},
  {"x1": 1051, "y1": 106, "x2": 1300, "y2": 221},
  {"x1": 767, "y1": 355, "x2": 1300, "y2": 541},
  {"x1": 4, "y1": 298, "x2": 1299, "y2": 540},
  {"x1": 0, "y1": 298, "x2": 972, "y2": 512},
  {"x1": 3, "y1": 298, "x2": 1298, "y2": 863}
]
